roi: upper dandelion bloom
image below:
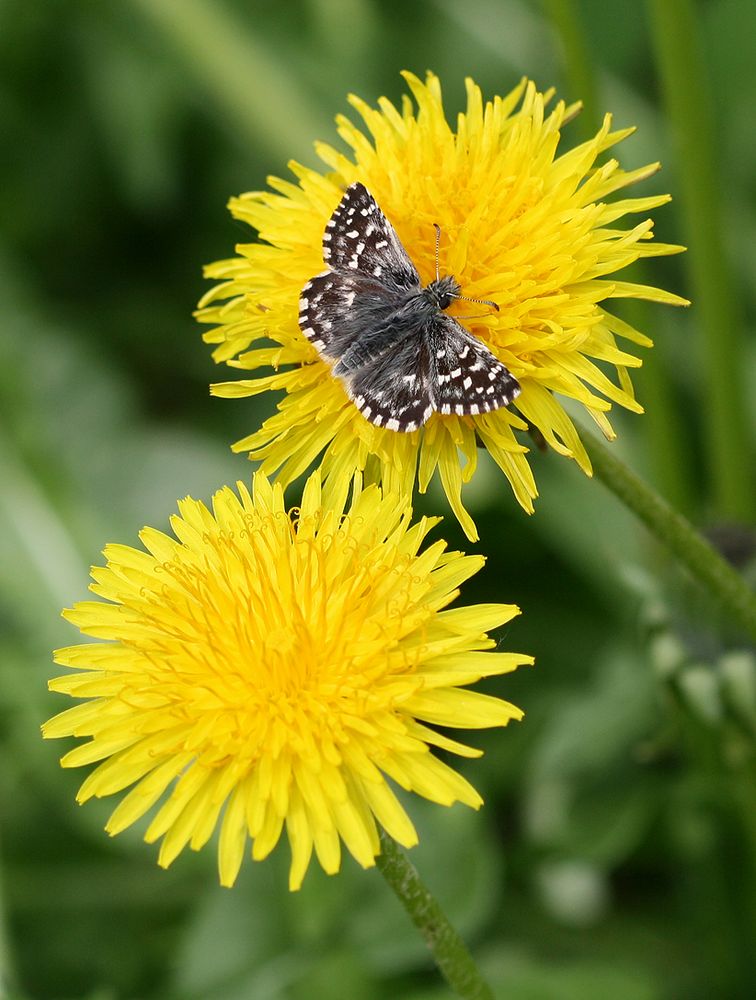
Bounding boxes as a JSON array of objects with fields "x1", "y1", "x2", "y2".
[
  {"x1": 197, "y1": 72, "x2": 687, "y2": 539},
  {"x1": 44, "y1": 473, "x2": 529, "y2": 889}
]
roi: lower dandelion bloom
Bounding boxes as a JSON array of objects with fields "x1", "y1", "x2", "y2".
[
  {"x1": 43, "y1": 473, "x2": 530, "y2": 889},
  {"x1": 197, "y1": 71, "x2": 688, "y2": 540}
]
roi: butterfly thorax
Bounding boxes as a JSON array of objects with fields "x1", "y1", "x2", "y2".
[{"x1": 422, "y1": 275, "x2": 461, "y2": 311}]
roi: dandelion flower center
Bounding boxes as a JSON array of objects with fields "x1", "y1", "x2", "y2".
[{"x1": 44, "y1": 474, "x2": 530, "y2": 889}]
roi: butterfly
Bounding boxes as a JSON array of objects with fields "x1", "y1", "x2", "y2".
[{"x1": 298, "y1": 182, "x2": 520, "y2": 432}]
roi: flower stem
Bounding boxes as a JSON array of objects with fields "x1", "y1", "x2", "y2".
[
  {"x1": 582, "y1": 428, "x2": 756, "y2": 643},
  {"x1": 545, "y1": 0, "x2": 696, "y2": 515},
  {"x1": 375, "y1": 830, "x2": 494, "y2": 1000},
  {"x1": 629, "y1": 296, "x2": 697, "y2": 517},
  {"x1": 647, "y1": 0, "x2": 753, "y2": 521},
  {"x1": 131, "y1": 0, "x2": 326, "y2": 161},
  {"x1": 543, "y1": 0, "x2": 601, "y2": 139}
]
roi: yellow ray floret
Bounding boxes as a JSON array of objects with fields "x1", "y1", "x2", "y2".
[
  {"x1": 44, "y1": 472, "x2": 531, "y2": 889},
  {"x1": 197, "y1": 72, "x2": 687, "y2": 540}
]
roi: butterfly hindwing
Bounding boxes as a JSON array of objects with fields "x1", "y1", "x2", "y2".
[
  {"x1": 429, "y1": 314, "x2": 520, "y2": 416},
  {"x1": 342, "y1": 334, "x2": 433, "y2": 432},
  {"x1": 323, "y1": 183, "x2": 421, "y2": 293}
]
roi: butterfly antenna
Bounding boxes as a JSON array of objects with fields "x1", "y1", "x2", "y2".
[
  {"x1": 456, "y1": 293, "x2": 500, "y2": 312},
  {"x1": 433, "y1": 222, "x2": 499, "y2": 314},
  {"x1": 433, "y1": 223, "x2": 441, "y2": 282}
]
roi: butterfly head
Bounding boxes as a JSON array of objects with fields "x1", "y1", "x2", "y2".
[{"x1": 424, "y1": 274, "x2": 462, "y2": 311}]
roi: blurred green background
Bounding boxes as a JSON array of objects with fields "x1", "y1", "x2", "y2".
[{"x1": 2, "y1": 1, "x2": 755, "y2": 998}]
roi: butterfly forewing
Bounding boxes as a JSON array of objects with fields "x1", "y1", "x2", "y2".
[
  {"x1": 429, "y1": 315, "x2": 521, "y2": 416},
  {"x1": 323, "y1": 183, "x2": 421, "y2": 293},
  {"x1": 299, "y1": 269, "x2": 425, "y2": 379},
  {"x1": 299, "y1": 270, "x2": 396, "y2": 360}
]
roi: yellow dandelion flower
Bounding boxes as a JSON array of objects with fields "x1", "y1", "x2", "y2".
[
  {"x1": 43, "y1": 472, "x2": 530, "y2": 890},
  {"x1": 197, "y1": 72, "x2": 687, "y2": 540}
]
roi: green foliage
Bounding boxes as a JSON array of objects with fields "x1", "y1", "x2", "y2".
[{"x1": 1, "y1": 0, "x2": 754, "y2": 997}]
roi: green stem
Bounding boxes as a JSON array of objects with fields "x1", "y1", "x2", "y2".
[
  {"x1": 582, "y1": 428, "x2": 756, "y2": 643},
  {"x1": 131, "y1": 0, "x2": 326, "y2": 161},
  {"x1": 544, "y1": 0, "x2": 695, "y2": 513},
  {"x1": 543, "y1": 0, "x2": 601, "y2": 139},
  {"x1": 375, "y1": 830, "x2": 494, "y2": 1000},
  {"x1": 624, "y1": 295, "x2": 696, "y2": 516},
  {"x1": 647, "y1": 0, "x2": 753, "y2": 520},
  {"x1": 0, "y1": 830, "x2": 19, "y2": 998}
]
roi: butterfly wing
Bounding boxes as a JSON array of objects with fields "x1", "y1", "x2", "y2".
[
  {"x1": 342, "y1": 333, "x2": 433, "y2": 432},
  {"x1": 323, "y1": 183, "x2": 421, "y2": 293},
  {"x1": 299, "y1": 270, "x2": 413, "y2": 368},
  {"x1": 299, "y1": 270, "x2": 432, "y2": 429},
  {"x1": 428, "y1": 315, "x2": 520, "y2": 416}
]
